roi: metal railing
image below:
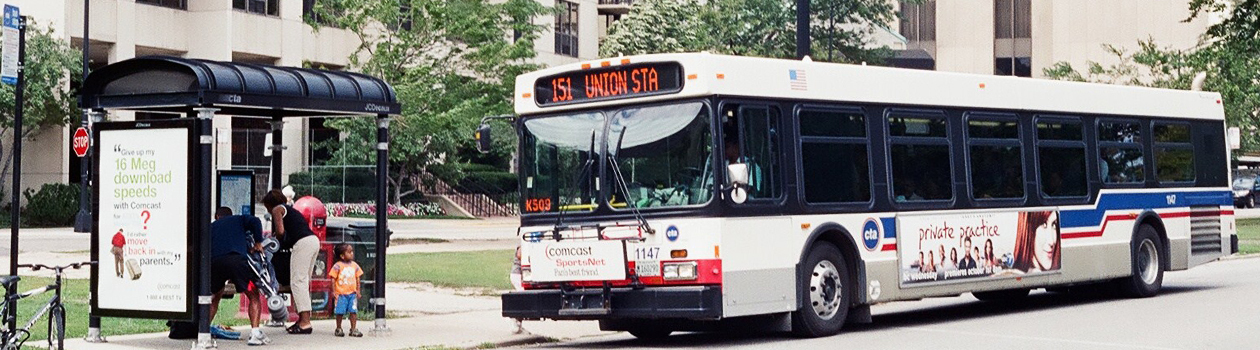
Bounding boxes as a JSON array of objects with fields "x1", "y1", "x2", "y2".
[{"x1": 598, "y1": 0, "x2": 634, "y2": 4}]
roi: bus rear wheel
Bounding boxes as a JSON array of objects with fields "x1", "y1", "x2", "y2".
[
  {"x1": 1117, "y1": 224, "x2": 1164, "y2": 298},
  {"x1": 791, "y1": 243, "x2": 850, "y2": 338}
]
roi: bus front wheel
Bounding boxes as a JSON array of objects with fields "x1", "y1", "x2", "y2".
[
  {"x1": 1117, "y1": 224, "x2": 1164, "y2": 298},
  {"x1": 791, "y1": 243, "x2": 851, "y2": 337}
]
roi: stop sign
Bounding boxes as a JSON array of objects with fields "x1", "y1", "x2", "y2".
[{"x1": 72, "y1": 127, "x2": 89, "y2": 157}]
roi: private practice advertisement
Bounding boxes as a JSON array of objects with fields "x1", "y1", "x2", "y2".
[
  {"x1": 898, "y1": 211, "x2": 1061, "y2": 286},
  {"x1": 92, "y1": 121, "x2": 194, "y2": 319},
  {"x1": 528, "y1": 240, "x2": 627, "y2": 282}
]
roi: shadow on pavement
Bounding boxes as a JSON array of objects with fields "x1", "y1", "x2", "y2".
[{"x1": 533, "y1": 283, "x2": 1221, "y2": 348}]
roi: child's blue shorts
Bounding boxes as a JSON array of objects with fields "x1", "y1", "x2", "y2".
[{"x1": 335, "y1": 293, "x2": 357, "y2": 315}]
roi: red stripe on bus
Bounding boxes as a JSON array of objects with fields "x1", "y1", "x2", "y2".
[
  {"x1": 881, "y1": 243, "x2": 897, "y2": 251},
  {"x1": 1062, "y1": 209, "x2": 1231, "y2": 240}
]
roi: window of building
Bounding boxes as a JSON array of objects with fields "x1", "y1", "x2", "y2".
[
  {"x1": 1036, "y1": 117, "x2": 1088, "y2": 198},
  {"x1": 137, "y1": 0, "x2": 187, "y2": 10},
  {"x1": 967, "y1": 114, "x2": 1024, "y2": 200},
  {"x1": 234, "y1": 0, "x2": 280, "y2": 17},
  {"x1": 304, "y1": 0, "x2": 343, "y2": 27},
  {"x1": 1098, "y1": 120, "x2": 1145, "y2": 184},
  {"x1": 899, "y1": 1, "x2": 936, "y2": 56},
  {"x1": 1154, "y1": 123, "x2": 1194, "y2": 183},
  {"x1": 889, "y1": 112, "x2": 952, "y2": 203},
  {"x1": 798, "y1": 108, "x2": 871, "y2": 204},
  {"x1": 555, "y1": 1, "x2": 580, "y2": 57},
  {"x1": 994, "y1": 0, "x2": 1031, "y2": 77}
]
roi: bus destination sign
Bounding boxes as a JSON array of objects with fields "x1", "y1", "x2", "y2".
[{"x1": 535, "y1": 62, "x2": 684, "y2": 106}]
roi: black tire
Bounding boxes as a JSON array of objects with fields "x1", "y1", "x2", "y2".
[
  {"x1": 627, "y1": 327, "x2": 672, "y2": 340},
  {"x1": 1248, "y1": 196, "x2": 1256, "y2": 208},
  {"x1": 48, "y1": 304, "x2": 65, "y2": 350},
  {"x1": 791, "y1": 243, "x2": 851, "y2": 338},
  {"x1": 972, "y1": 288, "x2": 1030, "y2": 301},
  {"x1": 1117, "y1": 224, "x2": 1164, "y2": 298}
]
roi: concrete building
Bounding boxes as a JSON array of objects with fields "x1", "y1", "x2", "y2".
[
  {"x1": 5, "y1": 0, "x2": 605, "y2": 204},
  {"x1": 895, "y1": 0, "x2": 1214, "y2": 77}
]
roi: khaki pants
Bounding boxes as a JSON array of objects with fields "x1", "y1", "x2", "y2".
[
  {"x1": 289, "y1": 235, "x2": 320, "y2": 313},
  {"x1": 110, "y1": 246, "x2": 124, "y2": 276}
]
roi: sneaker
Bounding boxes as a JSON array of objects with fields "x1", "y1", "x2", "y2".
[
  {"x1": 247, "y1": 330, "x2": 271, "y2": 346},
  {"x1": 334, "y1": 328, "x2": 345, "y2": 337},
  {"x1": 348, "y1": 329, "x2": 363, "y2": 338}
]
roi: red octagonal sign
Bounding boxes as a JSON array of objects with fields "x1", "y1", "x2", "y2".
[{"x1": 72, "y1": 127, "x2": 89, "y2": 157}]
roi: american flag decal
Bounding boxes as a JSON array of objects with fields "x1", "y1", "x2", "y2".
[{"x1": 789, "y1": 69, "x2": 808, "y2": 90}]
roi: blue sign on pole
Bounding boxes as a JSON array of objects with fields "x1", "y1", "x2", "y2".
[{"x1": 1, "y1": 4, "x2": 19, "y2": 86}]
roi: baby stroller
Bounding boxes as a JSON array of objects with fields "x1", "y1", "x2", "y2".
[{"x1": 246, "y1": 237, "x2": 288, "y2": 324}]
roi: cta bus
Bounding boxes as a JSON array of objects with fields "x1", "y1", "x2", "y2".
[{"x1": 487, "y1": 53, "x2": 1238, "y2": 338}]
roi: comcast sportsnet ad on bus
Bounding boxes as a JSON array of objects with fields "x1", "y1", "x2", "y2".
[
  {"x1": 529, "y1": 240, "x2": 627, "y2": 282},
  {"x1": 899, "y1": 211, "x2": 1060, "y2": 285}
]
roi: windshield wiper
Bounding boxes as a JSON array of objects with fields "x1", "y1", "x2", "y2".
[
  {"x1": 608, "y1": 125, "x2": 655, "y2": 236},
  {"x1": 552, "y1": 129, "x2": 598, "y2": 237}
]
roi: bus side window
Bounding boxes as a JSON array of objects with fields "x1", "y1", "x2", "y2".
[{"x1": 726, "y1": 105, "x2": 782, "y2": 200}]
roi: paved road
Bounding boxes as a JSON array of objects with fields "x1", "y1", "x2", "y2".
[{"x1": 529, "y1": 256, "x2": 1260, "y2": 350}]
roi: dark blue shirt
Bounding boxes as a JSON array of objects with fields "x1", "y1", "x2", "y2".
[{"x1": 211, "y1": 215, "x2": 264, "y2": 259}]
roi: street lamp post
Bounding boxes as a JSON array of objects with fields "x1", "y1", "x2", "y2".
[{"x1": 796, "y1": 0, "x2": 810, "y2": 59}]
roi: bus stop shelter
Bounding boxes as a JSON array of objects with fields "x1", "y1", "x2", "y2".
[{"x1": 77, "y1": 56, "x2": 400, "y2": 348}]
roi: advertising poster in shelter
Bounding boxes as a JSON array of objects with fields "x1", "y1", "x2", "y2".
[
  {"x1": 899, "y1": 211, "x2": 1061, "y2": 286},
  {"x1": 93, "y1": 122, "x2": 193, "y2": 319}
]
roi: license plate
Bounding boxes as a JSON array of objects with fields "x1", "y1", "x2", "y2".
[{"x1": 635, "y1": 261, "x2": 661, "y2": 277}]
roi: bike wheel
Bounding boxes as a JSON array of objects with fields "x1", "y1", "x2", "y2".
[{"x1": 47, "y1": 305, "x2": 64, "y2": 350}]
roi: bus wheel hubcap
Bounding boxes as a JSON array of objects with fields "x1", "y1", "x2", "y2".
[
  {"x1": 1138, "y1": 240, "x2": 1159, "y2": 285},
  {"x1": 809, "y1": 260, "x2": 842, "y2": 320}
]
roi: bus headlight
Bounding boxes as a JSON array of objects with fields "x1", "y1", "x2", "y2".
[{"x1": 662, "y1": 262, "x2": 697, "y2": 281}]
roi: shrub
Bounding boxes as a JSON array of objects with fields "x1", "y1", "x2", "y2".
[
  {"x1": 325, "y1": 202, "x2": 445, "y2": 217},
  {"x1": 23, "y1": 183, "x2": 80, "y2": 226}
]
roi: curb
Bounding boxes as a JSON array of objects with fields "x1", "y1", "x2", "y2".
[
  {"x1": 1220, "y1": 253, "x2": 1260, "y2": 261},
  {"x1": 472, "y1": 334, "x2": 553, "y2": 349}
]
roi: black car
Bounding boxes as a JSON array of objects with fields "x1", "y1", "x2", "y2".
[{"x1": 1234, "y1": 176, "x2": 1259, "y2": 208}]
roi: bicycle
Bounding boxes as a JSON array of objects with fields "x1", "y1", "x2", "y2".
[{"x1": 0, "y1": 261, "x2": 95, "y2": 350}]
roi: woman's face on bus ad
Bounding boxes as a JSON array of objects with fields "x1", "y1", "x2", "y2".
[{"x1": 1034, "y1": 211, "x2": 1060, "y2": 269}]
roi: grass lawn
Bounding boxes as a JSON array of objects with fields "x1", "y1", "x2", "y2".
[
  {"x1": 13, "y1": 276, "x2": 249, "y2": 342},
  {"x1": 387, "y1": 250, "x2": 513, "y2": 290},
  {"x1": 1236, "y1": 218, "x2": 1260, "y2": 255}
]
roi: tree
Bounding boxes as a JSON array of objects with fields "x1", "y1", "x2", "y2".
[
  {"x1": 307, "y1": 0, "x2": 546, "y2": 204},
  {"x1": 600, "y1": 0, "x2": 904, "y2": 64},
  {"x1": 0, "y1": 20, "x2": 82, "y2": 201},
  {"x1": 1043, "y1": 1, "x2": 1260, "y2": 150}
]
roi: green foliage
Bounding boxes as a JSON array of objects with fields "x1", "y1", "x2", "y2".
[
  {"x1": 600, "y1": 0, "x2": 901, "y2": 64},
  {"x1": 21, "y1": 183, "x2": 79, "y2": 226},
  {"x1": 1044, "y1": 1, "x2": 1260, "y2": 151},
  {"x1": 0, "y1": 20, "x2": 82, "y2": 198},
  {"x1": 307, "y1": 0, "x2": 546, "y2": 204}
]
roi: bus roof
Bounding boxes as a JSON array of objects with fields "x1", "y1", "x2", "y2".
[{"x1": 513, "y1": 52, "x2": 1225, "y2": 120}]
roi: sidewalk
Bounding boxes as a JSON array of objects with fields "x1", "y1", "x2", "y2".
[{"x1": 62, "y1": 283, "x2": 611, "y2": 350}]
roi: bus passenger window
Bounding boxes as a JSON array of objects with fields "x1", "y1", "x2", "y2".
[
  {"x1": 1036, "y1": 118, "x2": 1087, "y2": 197},
  {"x1": 724, "y1": 105, "x2": 782, "y2": 200},
  {"x1": 889, "y1": 115, "x2": 952, "y2": 203},
  {"x1": 1098, "y1": 121, "x2": 1144, "y2": 184},
  {"x1": 799, "y1": 109, "x2": 870, "y2": 204},
  {"x1": 967, "y1": 116, "x2": 1024, "y2": 200}
]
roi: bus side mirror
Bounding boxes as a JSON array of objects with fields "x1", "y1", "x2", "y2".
[
  {"x1": 727, "y1": 163, "x2": 749, "y2": 204},
  {"x1": 475, "y1": 124, "x2": 492, "y2": 153}
]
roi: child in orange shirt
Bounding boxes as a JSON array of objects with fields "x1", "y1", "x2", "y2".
[{"x1": 329, "y1": 243, "x2": 363, "y2": 337}]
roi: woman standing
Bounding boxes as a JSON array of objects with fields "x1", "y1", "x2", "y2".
[{"x1": 261, "y1": 190, "x2": 318, "y2": 334}]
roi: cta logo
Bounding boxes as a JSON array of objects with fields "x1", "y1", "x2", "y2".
[
  {"x1": 862, "y1": 218, "x2": 881, "y2": 251},
  {"x1": 665, "y1": 225, "x2": 679, "y2": 241}
]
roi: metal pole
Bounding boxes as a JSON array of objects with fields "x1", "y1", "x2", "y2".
[
  {"x1": 371, "y1": 114, "x2": 390, "y2": 336},
  {"x1": 795, "y1": 0, "x2": 810, "y2": 59},
  {"x1": 74, "y1": 0, "x2": 92, "y2": 233},
  {"x1": 270, "y1": 118, "x2": 284, "y2": 191},
  {"x1": 193, "y1": 108, "x2": 218, "y2": 350},
  {"x1": 7, "y1": 16, "x2": 26, "y2": 334},
  {"x1": 83, "y1": 109, "x2": 106, "y2": 342}
]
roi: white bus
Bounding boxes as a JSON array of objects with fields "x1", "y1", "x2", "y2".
[{"x1": 489, "y1": 53, "x2": 1238, "y2": 338}]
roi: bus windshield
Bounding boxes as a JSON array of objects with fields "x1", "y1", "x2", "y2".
[
  {"x1": 607, "y1": 102, "x2": 713, "y2": 209},
  {"x1": 519, "y1": 102, "x2": 713, "y2": 214},
  {"x1": 521, "y1": 112, "x2": 605, "y2": 213}
]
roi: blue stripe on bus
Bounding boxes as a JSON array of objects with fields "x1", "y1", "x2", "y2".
[
  {"x1": 881, "y1": 217, "x2": 896, "y2": 238},
  {"x1": 1059, "y1": 191, "x2": 1231, "y2": 229}
]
